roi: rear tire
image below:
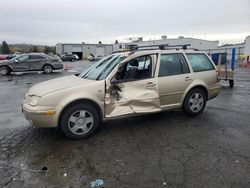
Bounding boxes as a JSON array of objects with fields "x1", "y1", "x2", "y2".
[
  {"x1": 43, "y1": 64, "x2": 53, "y2": 74},
  {"x1": 0, "y1": 66, "x2": 10, "y2": 76},
  {"x1": 60, "y1": 103, "x2": 100, "y2": 139},
  {"x1": 182, "y1": 88, "x2": 207, "y2": 116}
]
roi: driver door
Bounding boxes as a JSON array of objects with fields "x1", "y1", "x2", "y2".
[
  {"x1": 104, "y1": 54, "x2": 161, "y2": 118},
  {"x1": 12, "y1": 55, "x2": 30, "y2": 71}
]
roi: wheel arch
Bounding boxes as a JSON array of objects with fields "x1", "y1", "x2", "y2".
[
  {"x1": 0, "y1": 65, "x2": 12, "y2": 74},
  {"x1": 181, "y1": 85, "x2": 208, "y2": 105},
  {"x1": 0, "y1": 65, "x2": 12, "y2": 70},
  {"x1": 58, "y1": 98, "x2": 103, "y2": 128}
]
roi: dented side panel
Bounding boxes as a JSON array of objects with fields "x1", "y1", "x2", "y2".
[{"x1": 105, "y1": 78, "x2": 161, "y2": 118}]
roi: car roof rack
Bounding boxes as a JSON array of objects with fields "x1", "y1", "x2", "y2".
[
  {"x1": 126, "y1": 44, "x2": 200, "y2": 55},
  {"x1": 128, "y1": 44, "x2": 199, "y2": 51},
  {"x1": 112, "y1": 44, "x2": 199, "y2": 55}
]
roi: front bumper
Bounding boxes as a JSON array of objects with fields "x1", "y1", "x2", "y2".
[{"x1": 22, "y1": 103, "x2": 62, "y2": 128}]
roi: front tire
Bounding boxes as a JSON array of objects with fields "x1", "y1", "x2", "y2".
[
  {"x1": 43, "y1": 65, "x2": 53, "y2": 74},
  {"x1": 182, "y1": 88, "x2": 207, "y2": 116},
  {"x1": 60, "y1": 104, "x2": 100, "y2": 139},
  {"x1": 0, "y1": 66, "x2": 10, "y2": 76}
]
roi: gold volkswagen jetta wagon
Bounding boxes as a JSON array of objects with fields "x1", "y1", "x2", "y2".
[{"x1": 22, "y1": 45, "x2": 221, "y2": 139}]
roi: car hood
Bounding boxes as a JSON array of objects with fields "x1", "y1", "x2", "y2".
[{"x1": 28, "y1": 75, "x2": 95, "y2": 97}]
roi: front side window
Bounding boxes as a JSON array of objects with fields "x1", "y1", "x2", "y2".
[
  {"x1": 186, "y1": 53, "x2": 214, "y2": 72},
  {"x1": 15, "y1": 55, "x2": 29, "y2": 62},
  {"x1": 158, "y1": 53, "x2": 189, "y2": 77},
  {"x1": 116, "y1": 55, "x2": 153, "y2": 81}
]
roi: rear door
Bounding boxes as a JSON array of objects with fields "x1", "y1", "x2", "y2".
[
  {"x1": 104, "y1": 54, "x2": 161, "y2": 118},
  {"x1": 28, "y1": 55, "x2": 46, "y2": 70},
  {"x1": 157, "y1": 53, "x2": 192, "y2": 108}
]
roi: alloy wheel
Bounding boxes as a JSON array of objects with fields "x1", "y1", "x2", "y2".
[
  {"x1": 68, "y1": 110, "x2": 94, "y2": 135},
  {"x1": 188, "y1": 93, "x2": 204, "y2": 113}
]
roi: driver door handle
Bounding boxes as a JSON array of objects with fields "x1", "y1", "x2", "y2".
[
  {"x1": 146, "y1": 82, "x2": 156, "y2": 87},
  {"x1": 185, "y1": 76, "x2": 192, "y2": 81}
]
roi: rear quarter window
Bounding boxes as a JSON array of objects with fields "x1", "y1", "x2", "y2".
[{"x1": 186, "y1": 53, "x2": 214, "y2": 72}]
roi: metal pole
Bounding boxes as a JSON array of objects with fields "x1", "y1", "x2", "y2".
[{"x1": 231, "y1": 48, "x2": 236, "y2": 70}]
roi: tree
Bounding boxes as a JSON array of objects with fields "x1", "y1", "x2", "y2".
[
  {"x1": 2, "y1": 41, "x2": 11, "y2": 54},
  {"x1": 44, "y1": 46, "x2": 50, "y2": 54},
  {"x1": 115, "y1": 40, "x2": 119, "y2": 44},
  {"x1": 30, "y1": 46, "x2": 39, "y2": 53},
  {"x1": 51, "y1": 47, "x2": 56, "y2": 54},
  {"x1": 44, "y1": 46, "x2": 56, "y2": 54}
]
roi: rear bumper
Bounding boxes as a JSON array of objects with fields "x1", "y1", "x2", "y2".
[
  {"x1": 53, "y1": 64, "x2": 64, "y2": 70},
  {"x1": 208, "y1": 85, "x2": 221, "y2": 100},
  {"x1": 22, "y1": 103, "x2": 62, "y2": 128}
]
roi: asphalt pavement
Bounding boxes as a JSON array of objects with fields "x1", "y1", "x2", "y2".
[{"x1": 0, "y1": 61, "x2": 250, "y2": 188}]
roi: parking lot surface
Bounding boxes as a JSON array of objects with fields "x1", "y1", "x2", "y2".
[{"x1": 0, "y1": 61, "x2": 250, "y2": 188}]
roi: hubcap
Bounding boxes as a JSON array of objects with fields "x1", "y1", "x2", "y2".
[
  {"x1": 189, "y1": 93, "x2": 204, "y2": 113},
  {"x1": 68, "y1": 110, "x2": 94, "y2": 135},
  {"x1": 0, "y1": 67, "x2": 7, "y2": 75},
  {"x1": 44, "y1": 66, "x2": 52, "y2": 73}
]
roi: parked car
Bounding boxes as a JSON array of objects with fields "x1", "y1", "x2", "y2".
[
  {"x1": 61, "y1": 54, "x2": 77, "y2": 62},
  {"x1": 0, "y1": 55, "x2": 7, "y2": 61},
  {"x1": 22, "y1": 47, "x2": 221, "y2": 139},
  {"x1": 73, "y1": 54, "x2": 79, "y2": 60},
  {"x1": 6, "y1": 54, "x2": 17, "y2": 60},
  {"x1": 88, "y1": 54, "x2": 104, "y2": 61},
  {"x1": 0, "y1": 53, "x2": 63, "y2": 76}
]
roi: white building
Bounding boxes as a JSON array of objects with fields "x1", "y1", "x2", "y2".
[
  {"x1": 128, "y1": 36, "x2": 219, "y2": 50},
  {"x1": 56, "y1": 36, "x2": 250, "y2": 60},
  {"x1": 244, "y1": 36, "x2": 250, "y2": 57}
]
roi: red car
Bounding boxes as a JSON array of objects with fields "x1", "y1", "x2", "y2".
[{"x1": 0, "y1": 55, "x2": 6, "y2": 61}]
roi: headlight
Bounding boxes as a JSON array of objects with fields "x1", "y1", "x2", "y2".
[{"x1": 28, "y1": 96, "x2": 40, "y2": 106}]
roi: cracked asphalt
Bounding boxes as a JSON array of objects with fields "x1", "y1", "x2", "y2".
[{"x1": 0, "y1": 61, "x2": 250, "y2": 188}]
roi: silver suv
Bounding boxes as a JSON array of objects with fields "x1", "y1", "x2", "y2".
[{"x1": 22, "y1": 46, "x2": 221, "y2": 139}]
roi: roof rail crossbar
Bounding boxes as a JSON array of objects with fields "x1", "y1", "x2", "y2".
[
  {"x1": 165, "y1": 44, "x2": 191, "y2": 50},
  {"x1": 128, "y1": 44, "x2": 169, "y2": 51},
  {"x1": 129, "y1": 44, "x2": 192, "y2": 51}
]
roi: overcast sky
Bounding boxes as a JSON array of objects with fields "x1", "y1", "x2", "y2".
[{"x1": 0, "y1": 0, "x2": 249, "y2": 45}]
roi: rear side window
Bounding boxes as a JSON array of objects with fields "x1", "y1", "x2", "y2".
[
  {"x1": 158, "y1": 53, "x2": 190, "y2": 77},
  {"x1": 29, "y1": 55, "x2": 45, "y2": 60},
  {"x1": 186, "y1": 54, "x2": 214, "y2": 72}
]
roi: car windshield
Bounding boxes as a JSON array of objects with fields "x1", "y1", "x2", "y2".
[{"x1": 79, "y1": 54, "x2": 126, "y2": 80}]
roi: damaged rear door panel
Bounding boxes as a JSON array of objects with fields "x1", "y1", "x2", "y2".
[{"x1": 104, "y1": 54, "x2": 161, "y2": 118}]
